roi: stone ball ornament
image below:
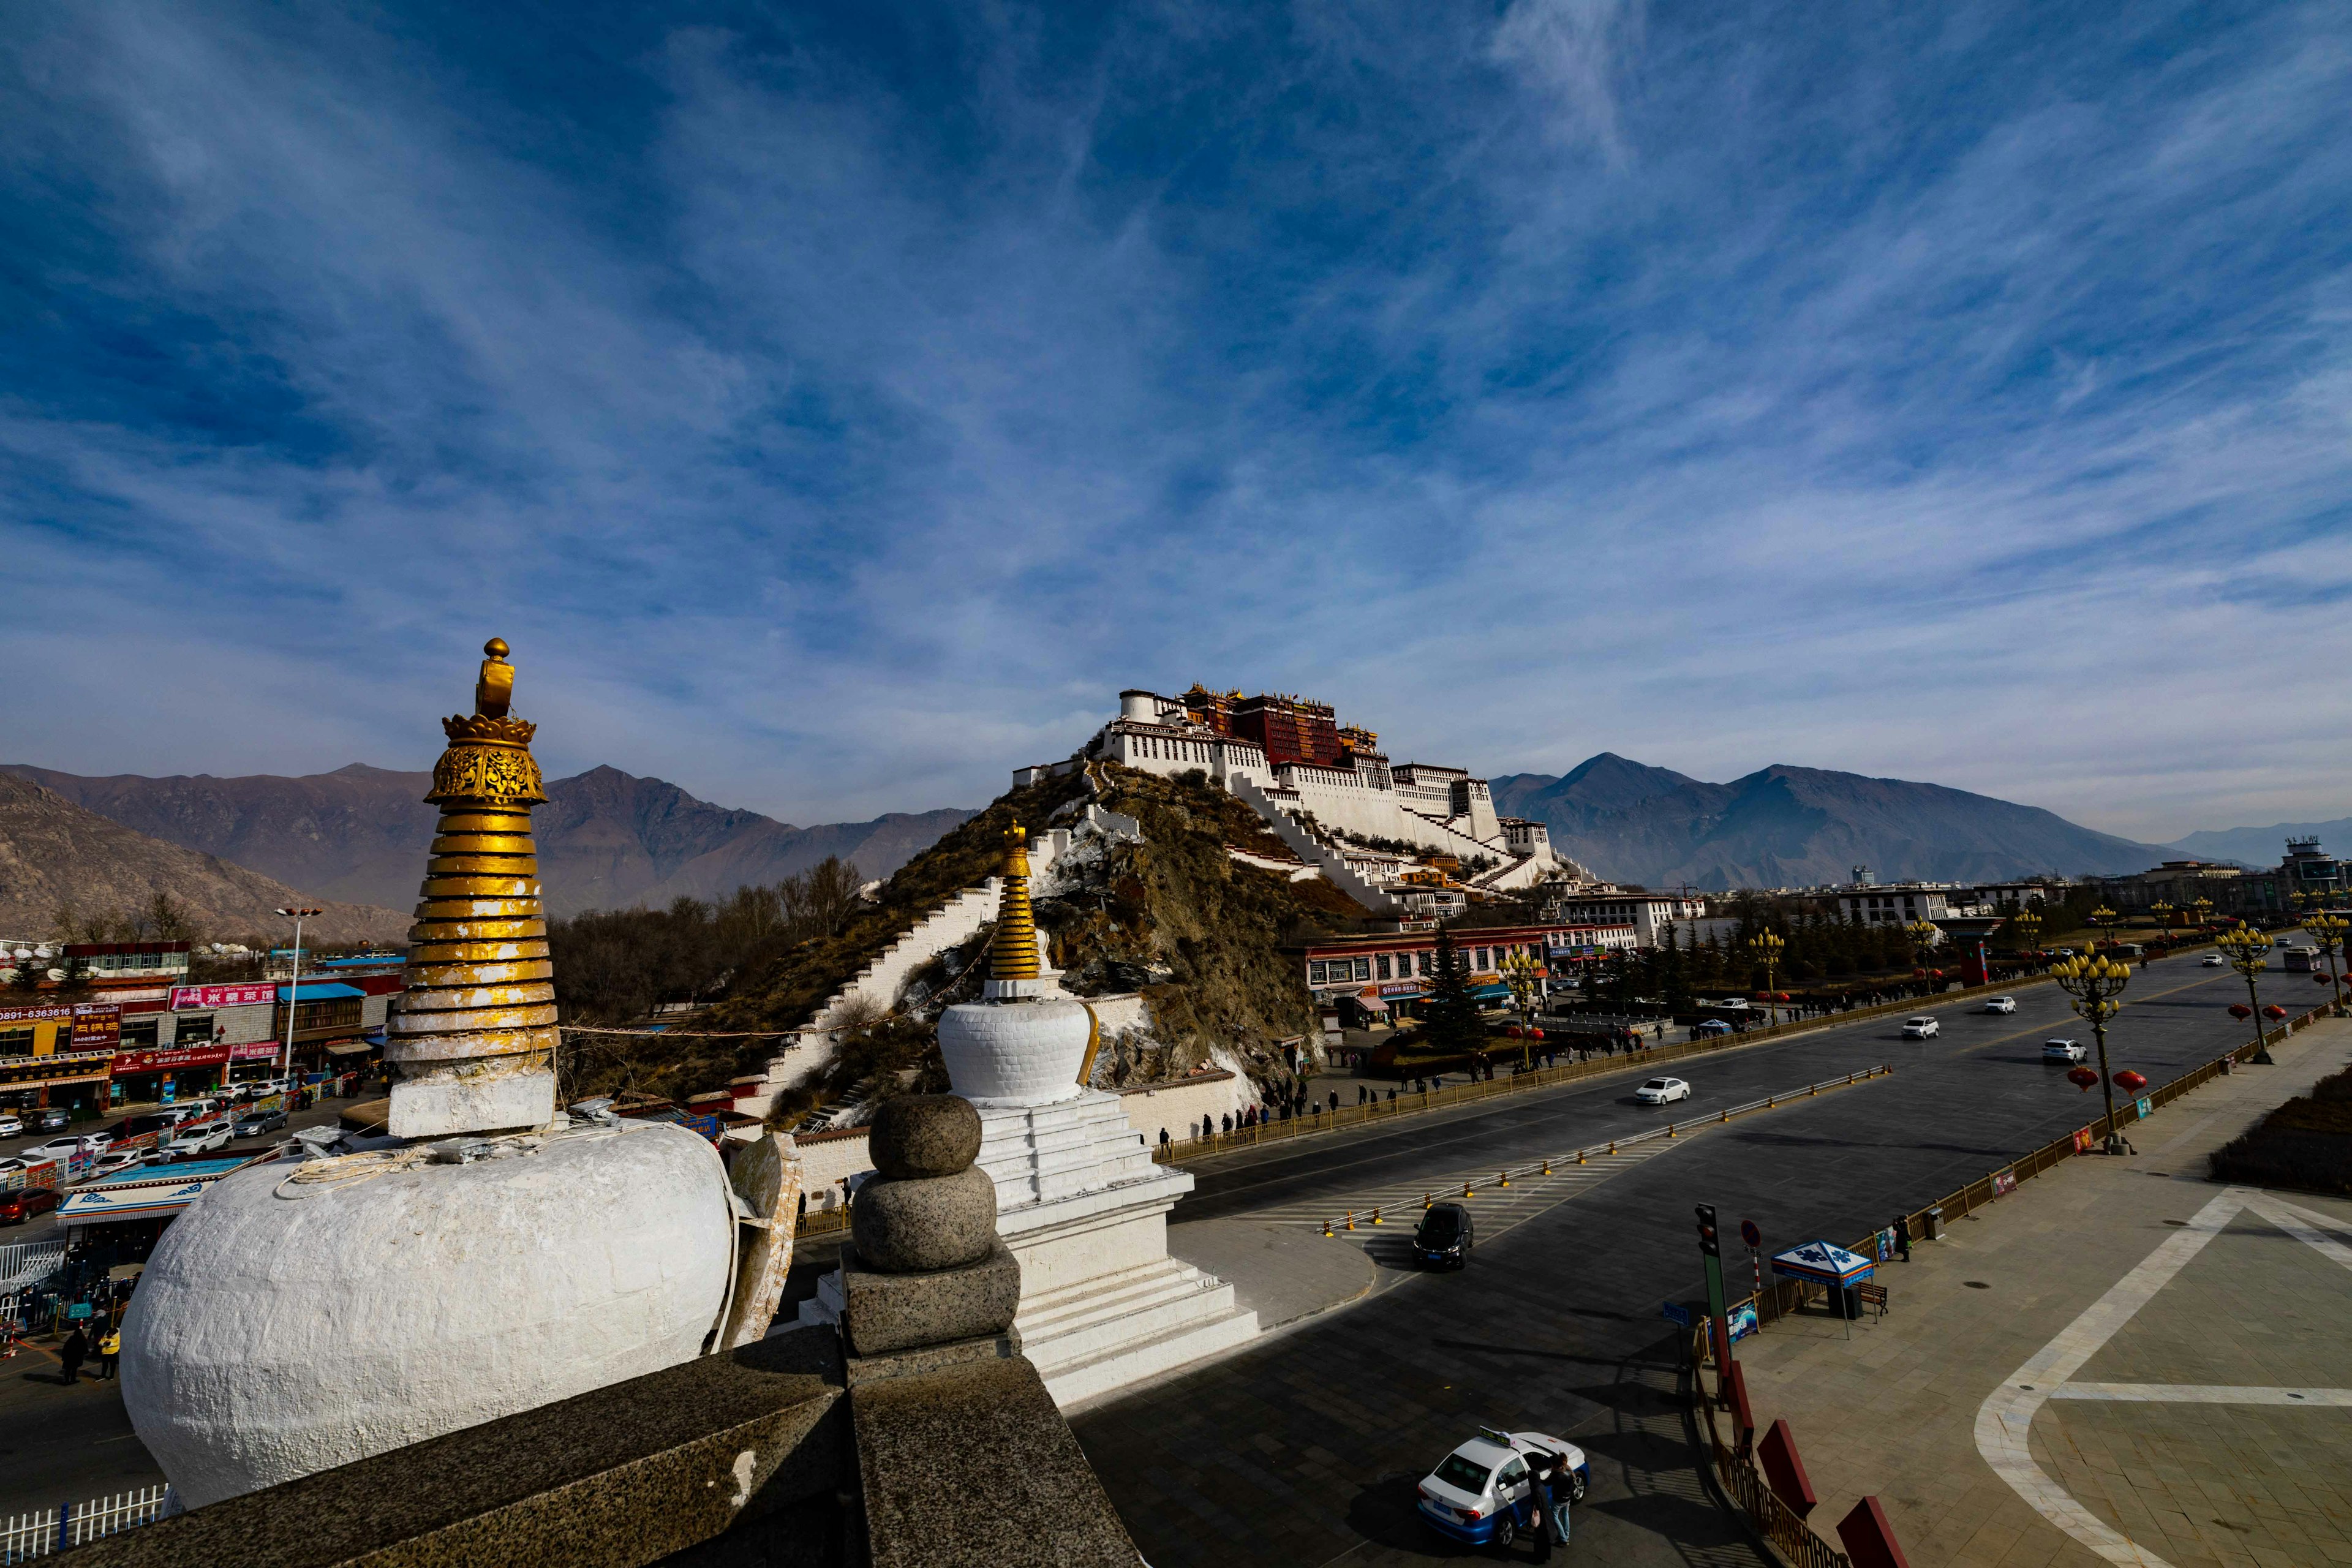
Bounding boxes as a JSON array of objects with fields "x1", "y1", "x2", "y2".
[
  {"x1": 120, "y1": 1122, "x2": 736, "y2": 1507},
  {"x1": 869, "y1": 1093, "x2": 983, "y2": 1178},
  {"x1": 851, "y1": 1164, "x2": 1000, "y2": 1273}
]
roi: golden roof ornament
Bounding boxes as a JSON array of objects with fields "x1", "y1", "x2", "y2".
[
  {"x1": 385, "y1": 638, "x2": 559, "y2": 1136},
  {"x1": 986, "y1": 822, "x2": 1044, "y2": 996}
]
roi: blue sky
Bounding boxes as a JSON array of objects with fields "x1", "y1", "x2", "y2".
[{"x1": 5, "y1": 1, "x2": 2348, "y2": 842}]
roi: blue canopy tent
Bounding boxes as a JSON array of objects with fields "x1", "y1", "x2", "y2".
[{"x1": 1769, "y1": 1238, "x2": 1874, "y2": 1287}]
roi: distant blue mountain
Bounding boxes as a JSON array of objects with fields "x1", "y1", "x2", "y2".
[
  {"x1": 1490, "y1": 755, "x2": 2168, "y2": 889},
  {"x1": 2163, "y1": 818, "x2": 2352, "y2": 869}
]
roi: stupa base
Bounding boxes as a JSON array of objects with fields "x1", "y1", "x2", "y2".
[{"x1": 387, "y1": 1067, "x2": 556, "y2": 1139}]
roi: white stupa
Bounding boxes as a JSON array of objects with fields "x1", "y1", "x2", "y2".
[
  {"x1": 121, "y1": 643, "x2": 745, "y2": 1506},
  {"x1": 938, "y1": 826, "x2": 1257, "y2": 1404}
]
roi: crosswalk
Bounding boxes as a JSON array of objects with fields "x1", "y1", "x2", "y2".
[{"x1": 1250, "y1": 1129, "x2": 1708, "y2": 1267}]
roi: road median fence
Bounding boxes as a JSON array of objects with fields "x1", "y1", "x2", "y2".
[
  {"x1": 1310, "y1": 1067, "x2": 1893, "y2": 1234},
  {"x1": 1683, "y1": 995, "x2": 2337, "y2": 1568}
]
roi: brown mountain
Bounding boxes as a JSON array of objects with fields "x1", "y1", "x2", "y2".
[
  {"x1": 1, "y1": 763, "x2": 974, "y2": 919},
  {"x1": 0, "y1": 774, "x2": 409, "y2": 945}
]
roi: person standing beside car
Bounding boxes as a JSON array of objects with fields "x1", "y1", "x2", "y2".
[{"x1": 58, "y1": 1324, "x2": 86, "y2": 1385}]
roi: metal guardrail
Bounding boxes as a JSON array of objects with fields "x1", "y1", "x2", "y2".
[
  {"x1": 0, "y1": 1485, "x2": 175, "y2": 1561},
  {"x1": 1312, "y1": 1067, "x2": 1894, "y2": 1232}
]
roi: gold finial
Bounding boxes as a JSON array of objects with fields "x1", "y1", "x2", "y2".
[
  {"x1": 991, "y1": 821, "x2": 1041, "y2": 983},
  {"x1": 475, "y1": 637, "x2": 515, "y2": 718}
]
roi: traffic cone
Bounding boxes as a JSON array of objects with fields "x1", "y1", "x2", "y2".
[
  {"x1": 1423, "y1": 1191, "x2": 1433, "y2": 1209},
  {"x1": 1322, "y1": 1219, "x2": 1333, "y2": 1237},
  {"x1": 1345, "y1": 1210, "x2": 1356, "y2": 1231},
  {"x1": 1463, "y1": 1181, "x2": 1475, "y2": 1198},
  {"x1": 1498, "y1": 1170, "x2": 1510, "y2": 1188},
  {"x1": 1370, "y1": 1207, "x2": 1382, "y2": 1225},
  {"x1": 1541, "y1": 1159, "x2": 1552, "y2": 1176}
]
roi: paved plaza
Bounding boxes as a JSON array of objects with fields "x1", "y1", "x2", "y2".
[{"x1": 1730, "y1": 1019, "x2": 2352, "y2": 1568}]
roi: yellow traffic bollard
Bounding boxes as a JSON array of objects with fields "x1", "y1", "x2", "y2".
[
  {"x1": 1720, "y1": 1109, "x2": 1728, "y2": 1123},
  {"x1": 1463, "y1": 1181, "x2": 1475, "y2": 1199},
  {"x1": 1370, "y1": 1207, "x2": 1382, "y2": 1225},
  {"x1": 1322, "y1": 1219, "x2": 1333, "y2": 1237},
  {"x1": 1575, "y1": 1148, "x2": 1586, "y2": 1165},
  {"x1": 1498, "y1": 1170, "x2": 1510, "y2": 1188},
  {"x1": 1607, "y1": 1140, "x2": 1616, "y2": 1156},
  {"x1": 1423, "y1": 1191, "x2": 1433, "y2": 1209},
  {"x1": 1345, "y1": 1210, "x2": 1356, "y2": 1231},
  {"x1": 1668, "y1": 1123, "x2": 1676, "y2": 1137},
  {"x1": 1541, "y1": 1159, "x2": 1552, "y2": 1176}
]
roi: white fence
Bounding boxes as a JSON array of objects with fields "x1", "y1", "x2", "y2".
[
  {"x1": 0, "y1": 1485, "x2": 176, "y2": 1561},
  {"x1": 0, "y1": 1243, "x2": 67, "y2": 1294}
]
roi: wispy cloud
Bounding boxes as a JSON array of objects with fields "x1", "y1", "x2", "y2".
[{"x1": 2, "y1": 1, "x2": 2348, "y2": 842}]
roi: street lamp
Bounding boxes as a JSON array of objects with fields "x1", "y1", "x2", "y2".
[
  {"x1": 2088, "y1": 905, "x2": 2118, "y2": 952},
  {"x1": 2304, "y1": 913, "x2": 2349, "y2": 1019},
  {"x1": 1501, "y1": 949, "x2": 1544, "y2": 1068},
  {"x1": 1746, "y1": 932, "x2": 1785, "y2": 1025},
  {"x1": 2215, "y1": 926, "x2": 2277, "y2": 1064},
  {"x1": 2150, "y1": 902, "x2": 2175, "y2": 934},
  {"x1": 2008, "y1": 908, "x2": 2043, "y2": 959},
  {"x1": 2190, "y1": 896, "x2": 2213, "y2": 930},
  {"x1": 274, "y1": 906, "x2": 323, "y2": 1080},
  {"x1": 2051, "y1": 952, "x2": 2132, "y2": 1155},
  {"x1": 1903, "y1": 919, "x2": 1939, "y2": 982}
]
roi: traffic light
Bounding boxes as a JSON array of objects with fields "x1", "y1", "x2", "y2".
[{"x1": 1695, "y1": 1202, "x2": 1720, "y2": 1258}]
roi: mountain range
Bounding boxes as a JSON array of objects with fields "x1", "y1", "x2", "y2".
[
  {"x1": 2161, "y1": 816, "x2": 2352, "y2": 869},
  {"x1": 0, "y1": 774, "x2": 410, "y2": 945},
  {"x1": 1490, "y1": 754, "x2": 2173, "y2": 889},
  {"x1": 1, "y1": 763, "x2": 975, "y2": 923}
]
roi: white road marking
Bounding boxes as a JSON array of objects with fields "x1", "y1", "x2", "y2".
[
  {"x1": 2048, "y1": 1384, "x2": 2352, "y2": 1406},
  {"x1": 1972, "y1": 1186, "x2": 2352, "y2": 1568}
]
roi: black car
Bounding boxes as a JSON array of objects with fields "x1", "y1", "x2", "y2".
[{"x1": 1414, "y1": 1202, "x2": 1474, "y2": 1268}]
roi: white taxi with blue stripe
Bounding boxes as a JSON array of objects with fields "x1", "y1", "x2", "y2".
[{"x1": 1416, "y1": 1427, "x2": 1588, "y2": 1548}]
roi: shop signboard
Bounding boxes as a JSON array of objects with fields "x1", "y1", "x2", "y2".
[
  {"x1": 230, "y1": 1041, "x2": 281, "y2": 1062},
  {"x1": 1, "y1": 1159, "x2": 59, "y2": 1194},
  {"x1": 0, "y1": 1051, "x2": 115, "y2": 1091},
  {"x1": 70, "y1": 1004, "x2": 121, "y2": 1049},
  {"x1": 0, "y1": 1003, "x2": 74, "y2": 1027},
  {"x1": 1378, "y1": 981, "x2": 1425, "y2": 997},
  {"x1": 110, "y1": 1042, "x2": 234, "y2": 1076},
  {"x1": 169, "y1": 984, "x2": 277, "y2": 1011}
]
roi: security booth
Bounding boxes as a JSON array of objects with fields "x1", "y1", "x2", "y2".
[
  {"x1": 1771, "y1": 1238, "x2": 1875, "y2": 1319},
  {"x1": 1929, "y1": 916, "x2": 2007, "y2": 987}
]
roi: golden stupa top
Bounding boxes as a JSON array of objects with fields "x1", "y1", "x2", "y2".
[
  {"x1": 990, "y1": 822, "x2": 1041, "y2": 982},
  {"x1": 426, "y1": 638, "x2": 548, "y2": 806}
]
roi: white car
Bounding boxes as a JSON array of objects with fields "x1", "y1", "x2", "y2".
[
  {"x1": 1902, "y1": 1017, "x2": 1940, "y2": 1039},
  {"x1": 1981, "y1": 996, "x2": 2016, "y2": 1014},
  {"x1": 160, "y1": 1125, "x2": 233, "y2": 1159},
  {"x1": 1634, "y1": 1077, "x2": 1691, "y2": 1105},
  {"x1": 23, "y1": 1136, "x2": 104, "y2": 1163},
  {"x1": 1417, "y1": 1428, "x2": 1589, "y2": 1548},
  {"x1": 85, "y1": 1148, "x2": 151, "y2": 1178},
  {"x1": 2043, "y1": 1039, "x2": 2087, "y2": 1063},
  {"x1": 2202, "y1": 954, "x2": 2225, "y2": 967},
  {"x1": 0, "y1": 1115, "x2": 21, "y2": 1139}
]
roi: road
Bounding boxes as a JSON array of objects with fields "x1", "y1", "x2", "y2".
[{"x1": 1072, "y1": 945, "x2": 2305, "y2": 1568}]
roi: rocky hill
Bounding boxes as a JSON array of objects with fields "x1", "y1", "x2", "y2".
[
  {"x1": 0, "y1": 774, "x2": 409, "y2": 945},
  {"x1": 2, "y1": 763, "x2": 973, "y2": 918},
  {"x1": 1491, "y1": 753, "x2": 2166, "y2": 888},
  {"x1": 2165, "y1": 816, "x2": 2352, "y2": 868},
  {"x1": 576, "y1": 764, "x2": 1365, "y2": 1118}
]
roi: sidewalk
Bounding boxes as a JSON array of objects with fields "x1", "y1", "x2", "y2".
[{"x1": 1728, "y1": 1018, "x2": 2352, "y2": 1568}]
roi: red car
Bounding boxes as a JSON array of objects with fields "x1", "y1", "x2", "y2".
[{"x1": 0, "y1": 1187, "x2": 60, "y2": 1226}]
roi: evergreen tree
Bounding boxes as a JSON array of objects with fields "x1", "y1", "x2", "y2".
[
  {"x1": 1423, "y1": 925, "x2": 1485, "y2": 1055},
  {"x1": 1660, "y1": 925, "x2": 1694, "y2": 1016}
]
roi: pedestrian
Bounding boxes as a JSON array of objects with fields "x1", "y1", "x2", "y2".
[
  {"x1": 1220, "y1": 1112, "x2": 1232, "y2": 1135},
  {"x1": 1387, "y1": 1087, "x2": 1396, "y2": 1106},
  {"x1": 1528, "y1": 1454, "x2": 1561, "y2": 1561},
  {"x1": 59, "y1": 1325, "x2": 86, "y2": 1385},
  {"x1": 1202, "y1": 1114, "x2": 1214, "y2": 1140},
  {"x1": 1329, "y1": 1090, "x2": 1340, "y2": 1113},
  {"x1": 1159, "y1": 1127, "x2": 1172, "y2": 1152},
  {"x1": 97, "y1": 1324, "x2": 119, "y2": 1381},
  {"x1": 1892, "y1": 1215, "x2": 1911, "y2": 1262}
]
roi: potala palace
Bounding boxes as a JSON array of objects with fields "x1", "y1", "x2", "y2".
[{"x1": 1017, "y1": 685, "x2": 1589, "y2": 910}]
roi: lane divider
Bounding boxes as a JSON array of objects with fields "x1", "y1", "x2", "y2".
[{"x1": 1317, "y1": 1065, "x2": 1896, "y2": 1235}]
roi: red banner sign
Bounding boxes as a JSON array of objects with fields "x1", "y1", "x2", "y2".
[
  {"x1": 231, "y1": 1040, "x2": 281, "y2": 1061},
  {"x1": 170, "y1": 984, "x2": 278, "y2": 1011},
  {"x1": 110, "y1": 1042, "x2": 233, "y2": 1075},
  {"x1": 71, "y1": 1004, "x2": 121, "y2": 1048}
]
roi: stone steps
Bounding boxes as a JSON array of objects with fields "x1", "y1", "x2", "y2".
[{"x1": 1031, "y1": 1283, "x2": 1260, "y2": 1409}]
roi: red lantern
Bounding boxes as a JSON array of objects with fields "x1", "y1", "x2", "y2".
[
  {"x1": 2112, "y1": 1070, "x2": 2147, "y2": 1094},
  {"x1": 1528, "y1": 1027, "x2": 1544, "y2": 1041},
  {"x1": 2317, "y1": 973, "x2": 2335, "y2": 986},
  {"x1": 1929, "y1": 969, "x2": 1944, "y2": 980},
  {"x1": 1775, "y1": 991, "x2": 1792, "y2": 1003},
  {"x1": 2263, "y1": 1004, "x2": 2288, "y2": 1020},
  {"x1": 2066, "y1": 1066, "x2": 2099, "y2": 1091},
  {"x1": 2229, "y1": 1004, "x2": 2252, "y2": 1019},
  {"x1": 1751, "y1": 992, "x2": 1770, "y2": 1003},
  {"x1": 1912, "y1": 967, "x2": 1926, "y2": 978}
]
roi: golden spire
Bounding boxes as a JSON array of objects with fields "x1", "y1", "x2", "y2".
[
  {"x1": 990, "y1": 823, "x2": 1042, "y2": 984},
  {"x1": 383, "y1": 638, "x2": 559, "y2": 1137}
]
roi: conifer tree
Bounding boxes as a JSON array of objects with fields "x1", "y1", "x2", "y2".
[{"x1": 1423, "y1": 924, "x2": 1485, "y2": 1055}]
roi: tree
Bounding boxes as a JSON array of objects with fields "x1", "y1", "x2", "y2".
[{"x1": 1423, "y1": 925, "x2": 1484, "y2": 1055}]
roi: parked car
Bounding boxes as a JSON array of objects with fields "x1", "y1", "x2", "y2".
[
  {"x1": 232, "y1": 1108, "x2": 289, "y2": 1140},
  {"x1": 24, "y1": 1136, "x2": 103, "y2": 1163},
  {"x1": 1980, "y1": 996, "x2": 2017, "y2": 1014},
  {"x1": 1414, "y1": 1202, "x2": 1475, "y2": 1269},
  {"x1": 160, "y1": 1125, "x2": 233, "y2": 1159},
  {"x1": 87, "y1": 1148, "x2": 150, "y2": 1178},
  {"x1": 1694, "y1": 1019, "x2": 1735, "y2": 1037},
  {"x1": 1902, "y1": 1016, "x2": 1941, "y2": 1039},
  {"x1": 0, "y1": 1186, "x2": 61, "y2": 1226},
  {"x1": 1417, "y1": 1428, "x2": 1590, "y2": 1548},
  {"x1": 2043, "y1": 1039, "x2": 2087, "y2": 1063},
  {"x1": 1634, "y1": 1076, "x2": 1691, "y2": 1105},
  {"x1": 33, "y1": 1109, "x2": 69, "y2": 1132},
  {"x1": 0, "y1": 1114, "x2": 21, "y2": 1138}
]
